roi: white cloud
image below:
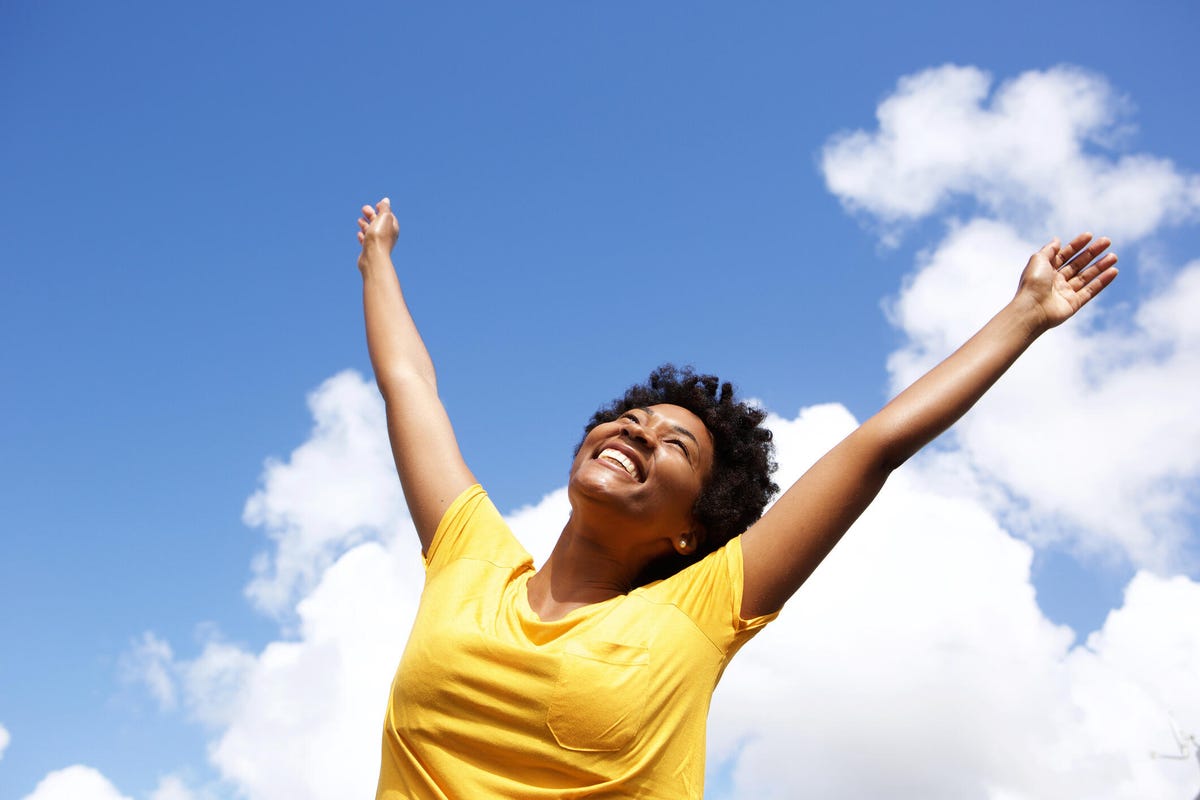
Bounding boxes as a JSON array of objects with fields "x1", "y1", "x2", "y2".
[
  {"x1": 706, "y1": 414, "x2": 1200, "y2": 798},
  {"x1": 822, "y1": 65, "x2": 1200, "y2": 243},
  {"x1": 149, "y1": 774, "x2": 196, "y2": 800},
  {"x1": 20, "y1": 765, "x2": 132, "y2": 800},
  {"x1": 120, "y1": 629, "x2": 257, "y2": 729},
  {"x1": 1084, "y1": 573, "x2": 1200, "y2": 728},
  {"x1": 242, "y1": 370, "x2": 408, "y2": 617},
  {"x1": 179, "y1": 637, "x2": 259, "y2": 729},
  {"x1": 0, "y1": 722, "x2": 9, "y2": 760},
  {"x1": 203, "y1": 540, "x2": 419, "y2": 800},
  {"x1": 122, "y1": 632, "x2": 178, "y2": 711},
  {"x1": 503, "y1": 486, "x2": 571, "y2": 567}
]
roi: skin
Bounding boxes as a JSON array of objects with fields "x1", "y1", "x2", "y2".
[
  {"x1": 529, "y1": 404, "x2": 715, "y2": 619},
  {"x1": 356, "y1": 198, "x2": 1118, "y2": 621}
]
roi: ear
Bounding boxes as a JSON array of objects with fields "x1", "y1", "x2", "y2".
[{"x1": 673, "y1": 530, "x2": 701, "y2": 556}]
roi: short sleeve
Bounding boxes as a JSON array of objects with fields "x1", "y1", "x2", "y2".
[
  {"x1": 422, "y1": 484, "x2": 533, "y2": 577},
  {"x1": 644, "y1": 536, "x2": 779, "y2": 656}
]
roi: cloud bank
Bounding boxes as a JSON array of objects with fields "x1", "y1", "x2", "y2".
[{"x1": 118, "y1": 368, "x2": 1197, "y2": 799}]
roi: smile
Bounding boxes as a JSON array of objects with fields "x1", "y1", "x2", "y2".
[{"x1": 597, "y1": 448, "x2": 642, "y2": 481}]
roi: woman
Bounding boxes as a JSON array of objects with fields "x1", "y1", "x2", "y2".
[{"x1": 356, "y1": 198, "x2": 1117, "y2": 799}]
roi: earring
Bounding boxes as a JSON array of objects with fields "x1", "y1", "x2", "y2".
[{"x1": 679, "y1": 537, "x2": 689, "y2": 549}]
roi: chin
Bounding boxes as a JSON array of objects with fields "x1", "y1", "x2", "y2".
[{"x1": 568, "y1": 464, "x2": 640, "y2": 510}]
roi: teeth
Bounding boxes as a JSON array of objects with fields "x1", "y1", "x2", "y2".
[{"x1": 598, "y1": 448, "x2": 640, "y2": 480}]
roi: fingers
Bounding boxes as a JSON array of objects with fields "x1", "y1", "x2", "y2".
[
  {"x1": 1070, "y1": 252, "x2": 1118, "y2": 292},
  {"x1": 358, "y1": 198, "x2": 391, "y2": 226},
  {"x1": 1074, "y1": 260, "x2": 1119, "y2": 307},
  {"x1": 1059, "y1": 235, "x2": 1111, "y2": 280},
  {"x1": 356, "y1": 197, "x2": 397, "y2": 247},
  {"x1": 1039, "y1": 237, "x2": 1062, "y2": 259},
  {"x1": 1052, "y1": 233, "x2": 1092, "y2": 269}
]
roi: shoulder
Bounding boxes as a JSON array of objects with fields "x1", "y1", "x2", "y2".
[
  {"x1": 423, "y1": 484, "x2": 532, "y2": 573},
  {"x1": 637, "y1": 537, "x2": 779, "y2": 650}
]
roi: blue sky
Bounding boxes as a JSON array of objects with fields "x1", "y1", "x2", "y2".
[{"x1": 3, "y1": 3, "x2": 1199, "y2": 798}]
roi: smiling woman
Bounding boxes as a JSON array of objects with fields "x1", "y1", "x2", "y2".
[{"x1": 354, "y1": 196, "x2": 1118, "y2": 799}]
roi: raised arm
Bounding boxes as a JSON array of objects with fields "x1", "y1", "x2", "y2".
[
  {"x1": 357, "y1": 198, "x2": 475, "y2": 553},
  {"x1": 740, "y1": 234, "x2": 1118, "y2": 617}
]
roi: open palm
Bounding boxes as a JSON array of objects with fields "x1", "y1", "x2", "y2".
[{"x1": 1017, "y1": 233, "x2": 1119, "y2": 328}]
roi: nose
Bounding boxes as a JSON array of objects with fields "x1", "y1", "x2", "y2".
[{"x1": 621, "y1": 416, "x2": 658, "y2": 449}]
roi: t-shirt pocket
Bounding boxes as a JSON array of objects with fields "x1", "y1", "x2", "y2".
[{"x1": 547, "y1": 641, "x2": 649, "y2": 752}]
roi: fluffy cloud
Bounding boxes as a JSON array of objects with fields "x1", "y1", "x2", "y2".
[
  {"x1": 707, "y1": 432, "x2": 1200, "y2": 799},
  {"x1": 122, "y1": 632, "x2": 178, "y2": 711},
  {"x1": 822, "y1": 65, "x2": 1200, "y2": 243},
  {"x1": 179, "y1": 637, "x2": 260, "y2": 729},
  {"x1": 0, "y1": 723, "x2": 9, "y2": 760},
  {"x1": 149, "y1": 776, "x2": 197, "y2": 800},
  {"x1": 121, "y1": 630, "x2": 260, "y2": 729},
  {"x1": 242, "y1": 371, "x2": 407, "y2": 617},
  {"x1": 204, "y1": 540, "x2": 416, "y2": 799},
  {"x1": 504, "y1": 486, "x2": 571, "y2": 567},
  {"x1": 118, "y1": 372, "x2": 417, "y2": 799},
  {"x1": 20, "y1": 765, "x2": 132, "y2": 800}
]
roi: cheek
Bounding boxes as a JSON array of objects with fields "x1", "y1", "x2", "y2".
[
  {"x1": 571, "y1": 430, "x2": 601, "y2": 468},
  {"x1": 568, "y1": 451, "x2": 594, "y2": 483},
  {"x1": 662, "y1": 465, "x2": 704, "y2": 505}
]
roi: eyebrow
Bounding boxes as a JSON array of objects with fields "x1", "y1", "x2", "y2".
[{"x1": 638, "y1": 407, "x2": 700, "y2": 448}]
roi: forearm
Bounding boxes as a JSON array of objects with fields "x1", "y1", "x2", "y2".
[
  {"x1": 361, "y1": 255, "x2": 438, "y2": 396},
  {"x1": 866, "y1": 295, "x2": 1047, "y2": 470}
]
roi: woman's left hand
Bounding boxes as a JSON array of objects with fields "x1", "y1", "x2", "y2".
[{"x1": 1017, "y1": 233, "x2": 1119, "y2": 330}]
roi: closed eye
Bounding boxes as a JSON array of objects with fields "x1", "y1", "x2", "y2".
[{"x1": 668, "y1": 438, "x2": 689, "y2": 456}]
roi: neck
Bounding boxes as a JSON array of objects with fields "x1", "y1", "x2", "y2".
[{"x1": 526, "y1": 511, "x2": 665, "y2": 622}]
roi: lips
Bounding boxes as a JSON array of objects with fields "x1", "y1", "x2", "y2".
[{"x1": 594, "y1": 442, "x2": 645, "y2": 482}]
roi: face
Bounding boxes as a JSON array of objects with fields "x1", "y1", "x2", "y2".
[{"x1": 569, "y1": 403, "x2": 715, "y2": 550}]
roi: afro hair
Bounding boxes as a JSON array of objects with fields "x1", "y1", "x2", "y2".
[{"x1": 578, "y1": 364, "x2": 778, "y2": 583}]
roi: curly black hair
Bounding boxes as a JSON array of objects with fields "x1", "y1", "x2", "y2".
[{"x1": 577, "y1": 364, "x2": 778, "y2": 583}]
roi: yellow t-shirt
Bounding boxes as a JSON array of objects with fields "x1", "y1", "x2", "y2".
[{"x1": 377, "y1": 485, "x2": 777, "y2": 799}]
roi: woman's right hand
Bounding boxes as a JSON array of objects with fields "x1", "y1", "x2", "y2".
[
  {"x1": 357, "y1": 197, "x2": 400, "y2": 274},
  {"x1": 1014, "y1": 233, "x2": 1118, "y2": 331}
]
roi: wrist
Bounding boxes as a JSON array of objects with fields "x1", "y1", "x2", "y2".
[
  {"x1": 357, "y1": 247, "x2": 395, "y2": 278},
  {"x1": 1005, "y1": 292, "x2": 1052, "y2": 341}
]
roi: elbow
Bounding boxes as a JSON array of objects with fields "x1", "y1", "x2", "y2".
[
  {"x1": 375, "y1": 366, "x2": 438, "y2": 403},
  {"x1": 853, "y1": 419, "x2": 912, "y2": 477},
  {"x1": 878, "y1": 450, "x2": 911, "y2": 475}
]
